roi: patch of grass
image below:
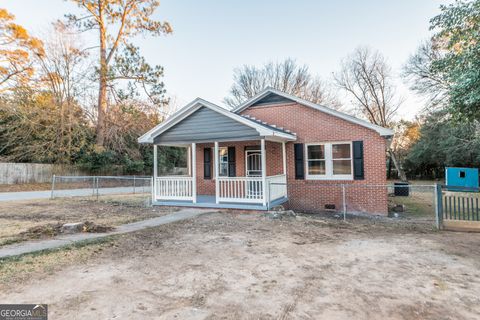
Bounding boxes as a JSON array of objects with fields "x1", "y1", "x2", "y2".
[
  {"x1": 389, "y1": 191, "x2": 436, "y2": 219},
  {"x1": 76, "y1": 194, "x2": 151, "y2": 207},
  {"x1": 394, "y1": 196, "x2": 434, "y2": 218},
  {"x1": 0, "y1": 182, "x2": 52, "y2": 192},
  {"x1": 0, "y1": 236, "x2": 117, "y2": 288},
  {"x1": 0, "y1": 197, "x2": 173, "y2": 247},
  {"x1": 0, "y1": 237, "x2": 22, "y2": 247}
]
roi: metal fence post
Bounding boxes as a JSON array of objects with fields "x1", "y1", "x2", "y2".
[
  {"x1": 267, "y1": 180, "x2": 271, "y2": 210},
  {"x1": 133, "y1": 175, "x2": 136, "y2": 194},
  {"x1": 92, "y1": 176, "x2": 96, "y2": 196},
  {"x1": 151, "y1": 176, "x2": 154, "y2": 204},
  {"x1": 50, "y1": 174, "x2": 56, "y2": 199},
  {"x1": 342, "y1": 184, "x2": 346, "y2": 221},
  {"x1": 96, "y1": 176, "x2": 99, "y2": 201},
  {"x1": 435, "y1": 183, "x2": 443, "y2": 230}
]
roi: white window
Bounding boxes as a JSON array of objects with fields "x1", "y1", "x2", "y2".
[
  {"x1": 218, "y1": 147, "x2": 229, "y2": 177},
  {"x1": 306, "y1": 145, "x2": 326, "y2": 175},
  {"x1": 305, "y1": 142, "x2": 353, "y2": 180}
]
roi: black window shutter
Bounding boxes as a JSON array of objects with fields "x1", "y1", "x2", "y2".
[
  {"x1": 228, "y1": 147, "x2": 236, "y2": 177},
  {"x1": 353, "y1": 141, "x2": 364, "y2": 180},
  {"x1": 294, "y1": 143, "x2": 304, "y2": 180},
  {"x1": 204, "y1": 148, "x2": 212, "y2": 179}
]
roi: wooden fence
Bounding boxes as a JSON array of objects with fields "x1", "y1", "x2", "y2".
[
  {"x1": 442, "y1": 191, "x2": 480, "y2": 221},
  {"x1": 0, "y1": 163, "x2": 84, "y2": 184},
  {"x1": 439, "y1": 189, "x2": 480, "y2": 232}
]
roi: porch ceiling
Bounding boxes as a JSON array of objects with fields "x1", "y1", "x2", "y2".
[{"x1": 138, "y1": 98, "x2": 296, "y2": 145}]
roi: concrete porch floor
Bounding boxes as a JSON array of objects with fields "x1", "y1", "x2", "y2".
[{"x1": 153, "y1": 195, "x2": 288, "y2": 210}]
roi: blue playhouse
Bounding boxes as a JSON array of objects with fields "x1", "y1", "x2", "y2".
[{"x1": 445, "y1": 167, "x2": 479, "y2": 191}]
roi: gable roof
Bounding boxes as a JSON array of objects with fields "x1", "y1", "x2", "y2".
[
  {"x1": 138, "y1": 98, "x2": 297, "y2": 144},
  {"x1": 232, "y1": 87, "x2": 394, "y2": 137}
]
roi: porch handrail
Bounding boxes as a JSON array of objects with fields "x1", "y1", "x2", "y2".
[
  {"x1": 218, "y1": 176, "x2": 264, "y2": 203},
  {"x1": 217, "y1": 176, "x2": 262, "y2": 181},
  {"x1": 266, "y1": 174, "x2": 287, "y2": 204},
  {"x1": 156, "y1": 175, "x2": 192, "y2": 179},
  {"x1": 266, "y1": 174, "x2": 287, "y2": 179},
  {"x1": 155, "y1": 176, "x2": 193, "y2": 201},
  {"x1": 154, "y1": 174, "x2": 288, "y2": 206}
]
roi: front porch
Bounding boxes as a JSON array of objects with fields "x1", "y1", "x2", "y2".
[
  {"x1": 152, "y1": 140, "x2": 290, "y2": 210},
  {"x1": 139, "y1": 98, "x2": 297, "y2": 210}
]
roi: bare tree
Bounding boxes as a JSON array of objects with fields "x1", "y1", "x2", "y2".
[
  {"x1": 34, "y1": 23, "x2": 94, "y2": 161},
  {"x1": 225, "y1": 58, "x2": 342, "y2": 109},
  {"x1": 402, "y1": 39, "x2": 450, "y2": 110},
  {"x1": 334, "y1": 47, "x2": 407, "y2": 181}
]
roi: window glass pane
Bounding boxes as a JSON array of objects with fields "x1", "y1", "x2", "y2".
[
  {"x1": 219, "y1": 148, "x2": 228, "y2": 159},
  {"x1": 333, "y1": 160, "x2": 352, "y2": 175},
  {"x1": 307, "y1": 145, "x2": 324, "y2": 160},
  {"x1": 332, "y1": 143, "x2": 350, "y2": 159},
  {"x1": 219, "y1": 163, "x2": 228, "y2": 176},
  {"x1": 218, "y1": 148, "x2": 228, "y2": 176},
  {"x1": 308, "y1": 160, "x2": 325, "y2": 175}
]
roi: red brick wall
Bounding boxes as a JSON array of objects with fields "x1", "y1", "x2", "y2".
[
  {"x1": 195, "y1": 141, "x2": 283, "y2": 196},
  {"x1": 240, "y1": 102, "x2": 388, "y2": 215}
]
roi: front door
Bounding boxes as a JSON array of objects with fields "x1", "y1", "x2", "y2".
[
  {"x1": 246, "y1": 150, "x2": 262, "y2": 197},
  {"x1": 246, "y1": 150, "x2": 262, "y2": 177}
]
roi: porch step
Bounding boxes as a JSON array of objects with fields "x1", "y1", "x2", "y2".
[
  {"x1": 153, "y1": 200, "x2": 269, "y2": 211},
  {"x1": 153, "y1": 196, "x2": 288, "y2": 211}
]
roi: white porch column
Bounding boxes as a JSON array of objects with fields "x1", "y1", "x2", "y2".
[
  {"x1": 214, "y1": 141, "x2": 219, "y2": 204},
  {"x1": 153, "y1": 145, "x2": 158, "y2": 178},
  {"x1": 191, "y1": 143, "x2": 197, "y2": 203},
  {"x1": 261, "y1": 139, "x2": 267, "y2": 206},
  {"x1": 153, "y1": 145, "x2": 158, "y2": 202},
  {"x1": 187, "y1": 146, "x2": 191, "y2": 176},
  {"x1": 282, "y1": 142, "x2": 287, "y2": 175}
]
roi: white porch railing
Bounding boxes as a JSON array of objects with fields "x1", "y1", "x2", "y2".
[
  {"x1": 155, "y1": 176, "x2": 193, "y2": 200},
  {"x1": 266, "y1": 174, "x2": 287, "y2": 203},
  {"x1": 154, "y1": 174, "x2": 288, "y2": 206},
  {"x1": 218, "y1": 176, "x2": 264, "y2": 203}
]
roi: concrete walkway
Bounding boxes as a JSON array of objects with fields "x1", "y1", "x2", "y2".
[
  {"x1": 0, "y1": 208, "x2": 211, "y2": 259},
  {"x1": 0, "y1": 186, "x2": 151, "y2": 202}
]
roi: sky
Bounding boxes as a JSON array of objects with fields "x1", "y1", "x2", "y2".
[{"x1": 3, "y1": 0, "x2": 453, "y2": 118}]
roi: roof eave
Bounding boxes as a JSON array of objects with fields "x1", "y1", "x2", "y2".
[
  {"x1": 137, "y1": 98, "x2": 204, "y2": 144},
  {"x1": 138, "y1": 97, "x2": 297, "y2": 144},
  {"x1": 233, "y1": 88, "x2": 395, "y2": 137}
]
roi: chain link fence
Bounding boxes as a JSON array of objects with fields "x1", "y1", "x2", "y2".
[
  {"x1": 51, "y1": 175, "x2": 152, "y2": 205},
  {"x1": 51, "y1": 177, "x2": 438, "y2": 227},
  {"x1": 283, "y1": 183, "x2": 437, "y2": 228},
  {"x1": 348, "y1": 184, "x2": 436, "y2": 224}
]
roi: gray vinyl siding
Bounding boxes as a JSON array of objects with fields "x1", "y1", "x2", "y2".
[
  {"x1": 153, "y1": 106, "x2": 260, "y2": 144},
  {"x1": 251, "y1": 93, "x2": 294, "y2": 107}
]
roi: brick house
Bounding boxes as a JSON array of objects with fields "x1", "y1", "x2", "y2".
[{"x1": 138, "y1": 88, "x2": 393, "y2": 215}]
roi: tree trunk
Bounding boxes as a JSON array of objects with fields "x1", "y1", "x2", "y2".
[
  {"x1": 96, "y1": 7, "x2": 108, "y2": 147},
  {"x1": 388, "y1": 149, "x2": 407, "y2": 181},
  {"x1": 96, "y1": 67, "x2": 107, "y2": 147}
]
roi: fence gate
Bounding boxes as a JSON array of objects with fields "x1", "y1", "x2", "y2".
[{"x1": 439, "y1": 186, "x2": 480, "y2": 232}]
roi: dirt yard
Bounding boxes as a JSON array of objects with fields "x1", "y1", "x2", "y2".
[
  {"x1": 1, "y1": 210, "x2": 479, "y2": 319},
  {"x1": 0, "y1": 196, "x2": 174, "y2": 246}
]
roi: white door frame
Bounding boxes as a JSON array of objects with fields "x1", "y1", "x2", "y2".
[{"x1": 245, "y1": 149, "x2": 262, "y2": 177}]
